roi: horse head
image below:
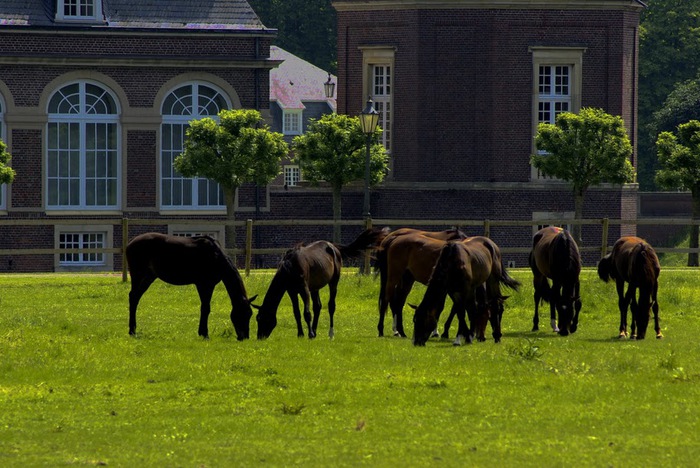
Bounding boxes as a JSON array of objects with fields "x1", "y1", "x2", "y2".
[
  {"x1": 230, "y1": 294, "x2": 257, "y2": 341},
  {"x1": 255, "y1": 303, "x2": 278, "y2": 339},
  {"x1": 411, "y1": 302, "x2": 439, "y2": 346},
  {"x1": 556, "y1": 293, "x2": 581, "y2": 336}
]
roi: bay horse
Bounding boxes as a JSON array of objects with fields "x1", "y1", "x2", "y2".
[
  {"x1": 529, "y1": 226, "x2": 582, "y2": 336},
  {"x1": 412, "y1": 237, "x2": 520, "y2": 346},
  {"x1": 597, "y1": 236, "x2": 662, "y2": 339},
  {"x1": 256, "y1": 227, "x2": 388, "y2": 339},
  {"x1": 375, "y1": 227, "x2": 468, "y2": 337},
  {"x1": 126, "y1": 233, "x2": 256, "y2": 340}
]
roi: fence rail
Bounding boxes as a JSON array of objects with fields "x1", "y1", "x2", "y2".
[{"x1": 0, "y1": 217, "x2": 698, "y2": 281}]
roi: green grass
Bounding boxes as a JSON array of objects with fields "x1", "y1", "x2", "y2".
[{"x1": 1, "y1": 269, "x2": 700, "y2": 466}]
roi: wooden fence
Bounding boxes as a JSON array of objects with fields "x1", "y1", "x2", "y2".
[{"x1": 0, "y1": 217, "x2": 698, "y2": 281}]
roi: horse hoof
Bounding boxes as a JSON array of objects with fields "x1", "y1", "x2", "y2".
[
  {"x1": 657, "y1": 333, "x2": 664, "y2": 339},
  {"x1": 393, "y1": 330, "x2": 401, "y2": 337},
  {"x1": 453, "y1": 336, "x2": 464, "y2": 346},
  {"x1": 430, "y1": 330, "x2": 440, "y2": 338}
]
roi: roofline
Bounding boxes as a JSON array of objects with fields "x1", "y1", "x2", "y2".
[
  {"x1": 0, "y1": 25, "x2": 278, "y2": 38},
  {"x1": 333, "y1": 0, "x2": 646, "y2": 12}
]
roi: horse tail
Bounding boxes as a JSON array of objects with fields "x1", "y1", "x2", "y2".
[
  {"x1": 336, "y1": 227, "x2": 390, "y2": 260},
  {"x1": 634, "y1": 243, "x2": 658, "y2": 285},
  {"x1": 597, "y1": 253, "x2": 613, "y2": 283},
  {"x1": 553, "y1": 230, "x2": 581, "y2": 275},
  {"x1": 499, "y1": 259, "x2": 521, "y2": 292}
]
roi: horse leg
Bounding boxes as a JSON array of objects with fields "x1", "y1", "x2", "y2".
[
  {"x1": 652, "y1": 280, "x2": 662, "y2": 339},
  {"x1": 628, "y1": 286, "x2": 639, "y2": 339},
  {"x1": 453, "y1": 299, "x2": 472, "y2": 346},
  {"x1": 440, "y1": 301, "x2": 457, "y2": 339},
  {"x1": 570, "y1": 280, "x2": 582, "y2": 334},
  {"x1": 616, "y1": 279, "x2": 630, "y2": 338},
  {"x1": 289, "y1": 293, "x2": 305, "y2": 337},
  {"x1": 531, "y1": 274, "x2": 545, "y2": 332},
  {"x1": 549, "y1": 284, "x2": 560, "y2": 333},
  {"x1": 391, "y1": 276, "x2": 414, "y2": 338},
  {"x1": 300, "y1": 288, "x2": 315, "y2": 339},
  {"x1": 327, "y1": 280, "x2": 338, "y2": 339},
  {"x1": 195, "y1": 284, "x2": 215, "y2": 338},
  {"x1": 128, "y1": 273, "x2": 155, "y2": 335},
  {"x1": 310, "y1": 290, "x2": 323, "y2": 339}
]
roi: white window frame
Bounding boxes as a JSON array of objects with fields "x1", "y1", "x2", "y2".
[
  {"x1": 284, "y1": 165, "x2": 301, "y2": 187},
  {"x1": 168, "y1": 224, "x2": 225, "y2": 244},
  {"x1": 160, "y1": 82, "x2": 230, "y2": 211},
  {"x1": 46, "y1": 81, "x2": 121, "y2": 211},
  {"x1": 282, "y1": 110, "x2": 302, "y2": 135},
  {"x1": 361, "y1": 46, "x2": 395, "y2": 158},
  {"x1": 55, "y1": 0, "x2": 103, "y2": 22},
  {"x1": 529, "y1": 47, "x2": 585, "y2": 180},
  {"x1": 55, "y1": 224, "x2": 113, "y2": 271}
]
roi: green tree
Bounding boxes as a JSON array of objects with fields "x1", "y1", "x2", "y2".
[
  {"x1": 175, "y1": 109, "x2": 288, "y2": 251},
  {"x1": 638, "y1": 0, "x2": 700, "y2": 190},
  {"x1": 248, "y1": 0, "x2": 337, "y2": 72},
  {"x1": 531, "y1": 108, "x2": 635, "y2": 245},
  {"x1": 0, "y1": 139, "x2": 15, "y2": 184},
  {"x1": 656, "y1": 120, "x2": 700, "y2": 266},
  {"x1": 292, "y1": 113, "x2": 388, "y2": 242}
]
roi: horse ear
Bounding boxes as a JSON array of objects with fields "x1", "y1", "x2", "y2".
[
  {"x1": 248, "y1": 294, "x2": 258, "y2": 303},
  {"x1": 500, "y1": 295, "x2": 510, "y2": 302},
  {"x1": 407, "y1": 303, "x2": 418, "y2": 310}
]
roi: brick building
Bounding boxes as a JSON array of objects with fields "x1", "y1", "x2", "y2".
[
  {"x1": 330, "y1": 0, "x2": 646, "y2": 265},
  {"x1": 0, "y1": 0, "x2": 647, "y2": 271}
]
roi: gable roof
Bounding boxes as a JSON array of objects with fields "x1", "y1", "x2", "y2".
[
  {"x1": 0, "y1": 0, "x2": 269, "y2": 31},
  {"x1": 270, "y1": 46, "x2": 336, "y2": 111}
]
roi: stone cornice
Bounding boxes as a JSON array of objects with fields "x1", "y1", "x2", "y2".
[
  {"x1": 333, "y1": 0, "x2": 645, "y2": 12},
  {"x1": 0, "y1": 56, "x2": 282, "y2": 69}
]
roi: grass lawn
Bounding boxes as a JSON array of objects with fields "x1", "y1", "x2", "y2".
[{"x1": 1, "y1": 268, "x2": 699, "y2": 466}]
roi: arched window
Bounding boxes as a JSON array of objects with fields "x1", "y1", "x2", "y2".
[
  {"x1": 161, "y1": 82, "x2": 229, "y2": 209},
  {"x1": 47, "y1": 81, "x2": 120, "y2": 209}
]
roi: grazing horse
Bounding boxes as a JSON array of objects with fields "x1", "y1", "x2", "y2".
[
  {"x1": 436, "y1": 236, "x2": 519, "y2": 342},
  {"x1": 256, "y1": 228, "x2": 387, "y2": 339},
  {"x1": 126, "y1": 233, "x2": 256, "y2": 340},
  {"x1": 529, "y1": 226, "x2": 582, "y2": 336},
  {"x1": 375, "y1": 227, "x2": 468, "y2": 337},
  {"x1": 412, "y1": 238, "x2": 520, "y2": 346},
  {"x1": 597, "y1": 236, "x2": 662, "y2": 339}
]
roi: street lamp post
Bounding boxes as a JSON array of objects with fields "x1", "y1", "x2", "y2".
[
  {"x1": 359, "y1": 97, "x2": 379, "y2": 220},
  {"x1": 323, "y1": 73, "x2": 336, "y2": 99}
]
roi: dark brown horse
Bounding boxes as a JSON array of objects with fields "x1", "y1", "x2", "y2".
[
  {"x1": 412, "y1": 238, "x2": 520, "y2": 346},
  {"x1": 597, "y1": 236, "x2": 662, "y2": 339},
  {"x1": 529, "y1": 226, "x2": 582, "y2": 336},
  {"x1": 256, "y1": 228, "x2": 387, "y2": 339},
  {"x1": 126, "y1": 233, "x2": 256, "y2": 340},
  {"x1": 375, "y1": 228, "x2": 468, "y2": 337}
]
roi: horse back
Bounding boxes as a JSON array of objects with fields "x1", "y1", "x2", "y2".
[
  {"x1": 531, "y1": 227, "x2": 581, "y2": 280},
  {"x1": 395, "y1": 234, "x2": 447, "y2": 285},
  {"x1": 286, "y1": 241, "x2": 341, "y2": 291},
  {"x1": 126, "y1": 232, "x2": 226, "y2": 285},
  {"x1": 612, "y1": 237, "x2": 659, "y2": 285}
]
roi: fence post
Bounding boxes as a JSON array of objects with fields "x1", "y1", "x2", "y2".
[
  {"x1": 364, "y1": 217, "x2": 372, "y2": 274},
  {"x1": 245, "y1": 219, "x2": 253, "y2": 276},
  {"x1": 483, "y1": 219, "x2": 490, "y2": 238},
  {"x1": 600, "y1": 217, "x2": 609, "y2": 259},
  {"x1": 121, "y1": 217, "x2": 129, "y2": 283}
]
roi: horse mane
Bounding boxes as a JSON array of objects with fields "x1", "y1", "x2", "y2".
[
  {"x1": 424, "y1": 242, "x2": 456, "y2": 299},
  {"x1": 334, "y1": 227, "x2": 389, "y2": 260}
]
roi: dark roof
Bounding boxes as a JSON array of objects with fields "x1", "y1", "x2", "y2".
[{"x1": 0, "y1": 0, "x2": 269, "y2": 31}]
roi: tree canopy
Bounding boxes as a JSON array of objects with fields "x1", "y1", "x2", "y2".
[
  {"x1": 532, "y1": 108, "x2": 635, "y2": 243},
  {"x1": 175, "y1": 109, "x2": 288, "y2": 248},
  {"x1": 292, "y1": 113, "x2": 388, "y2": 241}
]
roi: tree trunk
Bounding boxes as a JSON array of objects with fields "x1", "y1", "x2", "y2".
[
  {"x1": 690, "y1": 188, "x2": 700, "y2": 267},
  {"x1": 573, "y1": 190, "x2": 584, "y2": 247},
  {"x1": 224, "y1": 187, "x2": 238, "y2": 261},
  {"x1": 332, "y1": 184, "x2": 342, "y2": 243}
]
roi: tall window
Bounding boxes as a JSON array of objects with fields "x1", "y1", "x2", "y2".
[
  {"x1": 0, "y1": 96, "x2": 5, "y2": 210},
  {"x1": 529, "y1": 47, "x2": 585, "y2": 180},
  {"x1": 56, "y1": 0, "x2": 102, "y2": 21},
  {"x1": 161, "y1": 82, "x2": 229, "y2": 210},
  {"x1": 361, "y1": 46, "x2": 395, "y2": 163},
  {"x1": 47, "y1": 82, "x2": 120, "y2": 210},
  {"x1": 372, "y1": 65, "x2": 392, "y2": 152},
  {"x1": 282, "y1": 111, "x2": 302, "y2": 135}
]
